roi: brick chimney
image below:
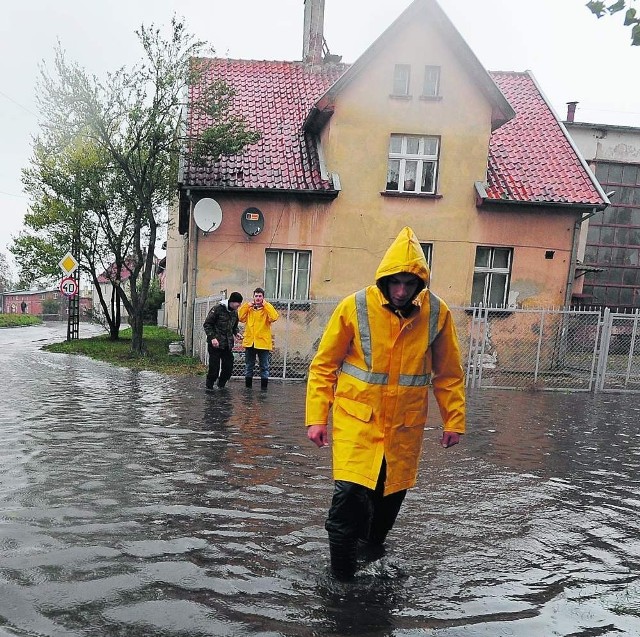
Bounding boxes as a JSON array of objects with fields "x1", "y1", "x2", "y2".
[
  {"x1": 566, "y1": 101, "x2": 578, "y2": 123},
  {"x1": 303, "y1": 0, "x2": 325, "y2": 65}
]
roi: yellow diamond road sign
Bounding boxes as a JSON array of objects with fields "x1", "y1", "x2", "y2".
[{"x1": 59, "y1": 252, "x2": 79, "y2": 275}]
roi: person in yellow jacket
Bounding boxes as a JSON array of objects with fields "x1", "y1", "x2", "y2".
[
  {"x1": 237, "y1": 287, "x2": 279, "y2": 390},
  {"x1": 306, "y1": 226, "x2": 465, "y2": 580}
]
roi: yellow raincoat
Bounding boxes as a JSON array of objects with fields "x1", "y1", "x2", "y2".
[
  {"x1": 238, "y1": 301, "x2": 279, "y2": 350},
  {"x1": 306, "y1": 227, "x2": 465, "y2": 495}
]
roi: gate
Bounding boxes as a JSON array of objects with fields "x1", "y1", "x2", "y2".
[
  {"x1": 465, "y1": 307, "x2": 602, "y2": 392},
  {"x1": 596, "y1": 309, "x2": 640, "y2": 392}
]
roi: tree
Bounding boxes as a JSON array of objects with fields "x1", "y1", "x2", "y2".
[
  {"x1": 587, "y1": 1, "x2": 640, "y2": 44},
  {"x1": 32, "y1": 18, "x2": 259, "y2": 354},
  {"x1": 14, "y1": 138, "x2": 129, "y2": 339},
  {"x1": 0, "y1": 252, "x2": 15, "y2": 293}
]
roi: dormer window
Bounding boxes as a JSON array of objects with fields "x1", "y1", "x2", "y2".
[
  {"x1": 423, "y1": 65, "x2": 441, "y2": 98},
  {"x1": 392, "y1": 64, "x2": 411, "y2": 96}
]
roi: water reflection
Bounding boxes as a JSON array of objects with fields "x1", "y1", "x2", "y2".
[{"x1": 1, "y1": 324, "x2": 640, "y2": 635}]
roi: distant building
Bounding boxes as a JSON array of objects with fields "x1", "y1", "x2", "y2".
[
  {"x1": 565, "y1": 105, "x2": 640, "y2": 309},
  {"x1": 2, "y1": 287, "x2": 92, "y2": 318}
]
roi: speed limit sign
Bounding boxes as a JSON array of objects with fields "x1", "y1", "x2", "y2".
[{"x1": 60, "y1": 276, "x2": 78, "y2": 298}]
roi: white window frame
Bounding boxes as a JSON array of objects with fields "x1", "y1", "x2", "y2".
[
  {"x1": 423, "y1": 65, "x2": 441, "y2": 97},
  {"x1": 419, "y1": 242, "x2": 433, "y2": 270},
  {"x1": 265, "y1": 249, "x2": 311, "y2": 301},
  {"x1": 386, "y1": 134, "x2": 440, "y2": 195},
  {"x1": 392, "y1": 64, "x2": 411, "y2": 96},
  {"x1": 472, "y1": 246, "x2": 513, "y2": 307}
]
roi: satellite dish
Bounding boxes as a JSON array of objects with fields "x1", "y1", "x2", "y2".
[
  {"x1": 241, "y1": 207, "x2": 264, "y2": 236},
  {"x1": 193, "y1": 198, "x2": 223, "y2": 233}
]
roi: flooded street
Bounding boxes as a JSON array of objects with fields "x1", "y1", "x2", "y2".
[{"x1": 2, "y1": 323, "x2": 640, "y2": 636}]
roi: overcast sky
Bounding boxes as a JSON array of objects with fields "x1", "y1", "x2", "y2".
[{"x1": 1, "y1": 0, "x2": 639, "y2": 266}]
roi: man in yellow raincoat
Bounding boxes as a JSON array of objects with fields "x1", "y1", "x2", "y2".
[
  {"x1": 306, "y1": 226, "x2": 465, "y2": 580},
  {"x1": 238, "y1": 287, "x2": 279, "y2": 390}
]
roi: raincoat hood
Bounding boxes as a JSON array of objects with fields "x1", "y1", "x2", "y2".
[{"x1": 375, "y1": 227, "x2": 430, "y2": 303}]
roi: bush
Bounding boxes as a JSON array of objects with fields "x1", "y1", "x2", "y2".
[{"x1": 142, "y1": 280, "x2": 165, "y2": 324}]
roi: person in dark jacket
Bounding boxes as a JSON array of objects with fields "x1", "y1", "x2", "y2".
[{"x1": 203, "y1": 292, "x2": 243, "y2": 390}]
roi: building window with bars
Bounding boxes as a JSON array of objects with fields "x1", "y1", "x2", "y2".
[
  {"x1": 386, "y1": 134, "x2": 439, "y2": 195},
  {"x1": 471, "y1": 246, "x2": 513, "y2": 307},
  {"x1": 265, "y1": 250, "x2": 311, "y2": 300}
]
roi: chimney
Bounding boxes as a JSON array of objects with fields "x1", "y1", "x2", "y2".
[
  {"x1": 303, "y1": 0, "x2": 325, "y2": 65},
  {"x1": 566, "y1": 101, "x2": 578, "y2": 123}
]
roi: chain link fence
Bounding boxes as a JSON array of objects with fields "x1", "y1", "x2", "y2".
[{"x1": 192, "y1": 296, "x2": 640, "y2": 393}]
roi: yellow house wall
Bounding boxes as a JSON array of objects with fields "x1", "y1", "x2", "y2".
[
  {"x1": 165, "y1": 200, "x2": 187, "y2": 331},
  {"x1": 472, "y1": 208, "x2": 578, "y2": 307},
  {"x1": 315, "y1": 16, "x2": 490, "y2": 304}
]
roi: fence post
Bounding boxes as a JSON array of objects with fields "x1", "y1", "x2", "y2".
[
  {"x1": 533, "y1": 308, "x2": 545, "y2": 386},
  {"x1": 476, "y1": 307, "x2": 489, "y2": 389},
  {"x1": 595, "y1": 308, "x2": 611, "y2": 392},
  {"x1": 282, "y1": 301, "x2": 291, "y2": 379},
  {"x1": 466, "y1": 307, "x2": 478, "y2": 388}
]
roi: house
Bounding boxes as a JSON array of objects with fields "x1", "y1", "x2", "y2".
[
  {"x1": 92, "y1": 255, "x2": 162, "y2": 322},
  {"x1": 2, "y1": 287, "x2": 92, "y2": 318},
  {"x1": 165, "y1": 0, "x2": 608, "y2": 350},
  {"x1": 564, "y1": 107, "x2": 640, "y2": 309}
]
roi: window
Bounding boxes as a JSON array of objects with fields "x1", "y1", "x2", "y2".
[
  {"x1": 392, "y1": 64, "x2": 411, "y2": 96},
  {"x1": 386, "y1": 134, "x2": 439, "y2": 194},
  {"x1": 471, "y1": 247, "x2": 513, "y2": 307},
  {"x1": 265, "y1": 250, "x2": 311, "y2": 300},
  {"x1": 423, "y1": 65, "x2": 440, "y2": 97},
  {"x1": 419, "y1": 242, "x2": 433, "y2": 270}
]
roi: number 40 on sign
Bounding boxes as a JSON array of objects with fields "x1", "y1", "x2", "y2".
[{"x1": 60, "y1": 276, "x2": 78, "y2": 298}]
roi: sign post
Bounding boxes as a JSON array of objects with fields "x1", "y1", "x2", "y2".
[{"x1": 59, "y1": 252, "x2": 80, "y2": 341}]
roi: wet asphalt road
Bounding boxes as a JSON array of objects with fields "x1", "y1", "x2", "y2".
[{"x1": 2, "y1": 322, "x2": 640, "y2": 636}]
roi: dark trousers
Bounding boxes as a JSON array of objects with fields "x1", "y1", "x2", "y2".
[
  {"x1": 207, "y1": 345, "x2": 234, "y2": 388},
  {"x1": 325, "y1": 458, "x2": 407, "y2": 545},
  {"x1": 324, "y1": 459, "x2": 406, "y2": 579},
  {"x1": 244, "y1": 347, "x2": 270, "y2": 380}
]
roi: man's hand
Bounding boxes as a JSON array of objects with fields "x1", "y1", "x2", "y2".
[
  {"x1": 210, "y1": 338, "x2": 219, "y2": 347},
  {"x1": 307, "y1": 425, "x2": 329, "y2": 448},
  {"x1": 441, "y1": 431, "x2": 460, "y2": 448}
]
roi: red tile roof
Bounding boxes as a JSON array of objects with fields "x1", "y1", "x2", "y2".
[
  {"x1": 183, "y1": 59, "x2": 348, "y2": 192},
  {"x1": 486, "y1": 71, "x2": 605, "y2": 207}
]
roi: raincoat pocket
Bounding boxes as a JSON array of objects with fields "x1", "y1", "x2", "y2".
[{"x1": 335, "y1": 396, "x2": 373, "y2": 423}]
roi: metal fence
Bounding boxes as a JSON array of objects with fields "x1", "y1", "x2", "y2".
[{"x1": 192, "y1": 296, "x2": 640, "y2": 393}]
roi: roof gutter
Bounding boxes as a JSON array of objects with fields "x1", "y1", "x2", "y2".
[
  {"x1": 474, "y1": 182, "x2": 608, "y2": 212},
  {"x1": 179, "y1": 184, "x2": 339, "y2": 199}
]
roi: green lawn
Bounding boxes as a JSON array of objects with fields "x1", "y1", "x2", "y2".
[
  {"x1": 0, "y1": 314, "x2": 42, "y2": 328},
  {"x1": 44, "y1": 325, "x2": 206, "y2": 375}
]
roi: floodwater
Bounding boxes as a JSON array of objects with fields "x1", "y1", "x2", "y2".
[{"x1": 2, "y1": 323, "x2": 640, "y2": 637}]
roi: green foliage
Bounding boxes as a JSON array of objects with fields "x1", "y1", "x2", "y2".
[
  {"x1": 25, "y1": 17, "x2": 260, "y2": 355},
  {"x1": 41, "y1": 298, "x2": 61, "y2": 315},
  {"x1": 142, "y1": 278, "x2": 165, "y2": 324},
  {"x1": 44, "y1": 325, "x2": 205, "y2": 375},
  {"x1": 0, "y1": 314, "x2": 42, "y2": 328},
  {"x1": 587, "y1": 0, "x2": 640, "y2": 44},
  {"x1": 0, "y1": 253, "x2": 15, "y2": 292}
]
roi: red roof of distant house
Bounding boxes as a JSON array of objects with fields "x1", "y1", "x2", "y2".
[
  {"x1": 183, "y1": 59, "x2": 347, "y2": 192},
  {"x1": 486, "y1": 71, "x2": 605, "y2": 207},
  {"x1": 97, "y1": 262, "x2": 133, "y2": 284}
]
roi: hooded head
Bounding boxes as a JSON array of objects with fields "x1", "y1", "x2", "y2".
[{"x1": 375, "y1": 227, "x2": 429, "y2": 310}]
